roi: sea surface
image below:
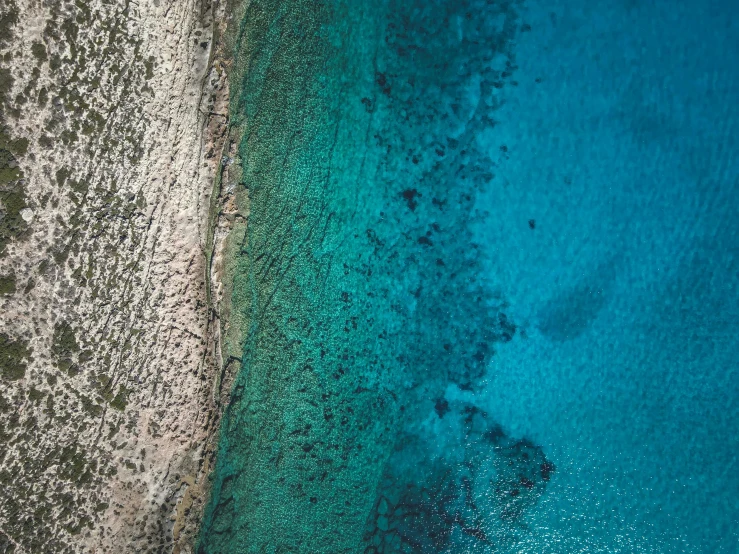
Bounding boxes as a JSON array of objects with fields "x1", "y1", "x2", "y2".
[{"x1": 198, "y1": 0, "x2": 739, "y2": 552}]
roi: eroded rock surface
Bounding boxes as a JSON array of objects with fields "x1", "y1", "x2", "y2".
[{"x1": 0, "y1": 0, "x2": 232, "y2": 551}]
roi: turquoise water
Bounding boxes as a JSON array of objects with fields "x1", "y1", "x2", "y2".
[
  {"x1": 198, "y1": 0, "x2": 739, "y2": 552},
  {"x1": 474, "y1": 1, "x2": 739, "y2": 551}
]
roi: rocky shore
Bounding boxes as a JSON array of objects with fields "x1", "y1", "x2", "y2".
[{"x1": 0, "y1": 0, "x2": 237, "y2": 551}]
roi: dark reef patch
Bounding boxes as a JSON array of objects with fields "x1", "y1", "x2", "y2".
[{"x1": 364, "y1": 401, "x2": 554, "y2": 553}]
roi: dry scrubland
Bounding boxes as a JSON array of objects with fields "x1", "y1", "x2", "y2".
[{"x1": 0, "y1": 0, "x2": 240, "y2": 551}]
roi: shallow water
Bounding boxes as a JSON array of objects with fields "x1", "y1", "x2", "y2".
[{"x1": 198, "y1": 1, "x2": 739, "y2": 552}]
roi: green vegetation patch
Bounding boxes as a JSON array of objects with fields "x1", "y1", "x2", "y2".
[
  {"x1": 31, "y1": 41, "x2": 48, "y2": 63},
  {"x1": 56, "y1": 167, "x2": 70, "y2": 187},
  {"x1": 80, "y1": 394, "x2": 102, "y2": 417},
  {"x1": 58, "y1": 443, "x2": 93, "y2": 484},
  {"x1": 0, "y1": 186, "x2": 29, "y2": 254},
  {"x1": 49, "y1": 53, "x2": 61, "y2": 71},
  {"x1": 52, "y1": 321, "x2": 80, "y2": 375},
  {"x1": 0, "y1": 130, "x2": 27, "y2": 156},
  {"x1": 0, "y1": 2, "x2": 19, "y2": 48},
  {"x1": 109, "y1": 385, "x2": 130, "y2": 411},
  {"x1": 0, "y1": 127, "x2": 29, "y2": 255},
  {"x1": 37, "y1": 86, "x2": 48, "y2": 107},
  {"x1": 0, "y1": 530, "x2": 17, "y2": 553},
  {"x1": 0, "y1": 392, "x2": 10, "y2": 413},
  {"x1": 0, "y1": 332, "x2": 31, "y2": 381},
  {"x1": 144, "y1": 56, "x2": 155, "y2": 80},
  {"x1": 0, "y1": 157, "x2": 21, "y2": 185},
  {"x1": 0, "y1": 67, "x2": 13, "y2": 108},
  {"x1": 0, "y1": 273, "x2": 15, "y2": 294}
]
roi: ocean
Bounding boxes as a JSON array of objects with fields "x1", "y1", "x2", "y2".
[{"x1": 198, "y1": 0, "x2": 739, "y2": 552}]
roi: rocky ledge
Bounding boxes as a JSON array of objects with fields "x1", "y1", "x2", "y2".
[{"x1": 0, "y1": 0, "x2": 235, "y2": 551}]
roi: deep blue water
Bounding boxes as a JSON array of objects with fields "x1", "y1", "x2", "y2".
[
  {"x1": 475, "y1": 0, "x2": 739, "y2": 551},
  {"x1": 199, "y1": 0, "x2": 739, "y2": 551}
]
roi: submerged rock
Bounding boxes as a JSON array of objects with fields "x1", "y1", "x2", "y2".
[{"x1": 364, "y1": 399, "x2": 554, "y2": 553}]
